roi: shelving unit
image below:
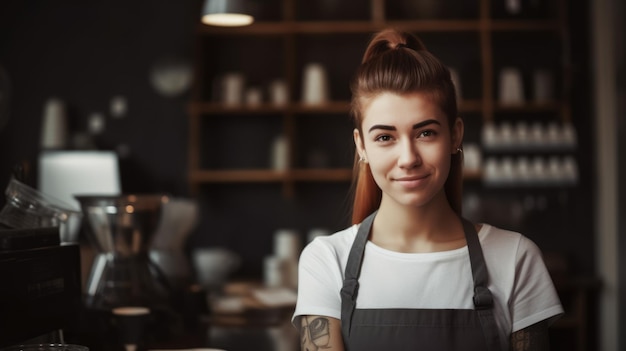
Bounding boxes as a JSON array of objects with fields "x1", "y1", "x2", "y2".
[
  {"x1": 186, "y1": 3, "x2": 596, "y2": 348},
  {"x1": 187, "y1": 0, "x2": 570, "y2": 197}
]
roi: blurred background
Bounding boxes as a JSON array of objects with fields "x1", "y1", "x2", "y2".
[{"x1": 0, "y1": 0, "x2": 623, "y2": 350}]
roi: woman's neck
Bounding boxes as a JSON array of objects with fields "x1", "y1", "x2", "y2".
[{"x1": 370, "y1": 193, "x2": 466, "y2": 253}]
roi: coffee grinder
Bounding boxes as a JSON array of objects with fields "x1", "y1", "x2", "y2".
[
  {"x1": 0, "y1": 177, "x2": 83, "y2": 346},
  {"x1": 76, "y1": 194, "x2": 171, "y2": 310},
  {"x1": 0, "y1": 225, "x2": 82, "y2": 347}
]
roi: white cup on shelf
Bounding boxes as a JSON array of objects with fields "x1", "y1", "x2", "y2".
[
  {"x1": 40, "y1": 98, "x2": 68, "y2": 149},
  {"x1": 546, "y1": 122, "x2": 563, "y2": 147},
  {"x1": 483, "y1": 157, "x2": 501, "y2": 185},
  {"x1": 499, "y1": 122, "x2": 515, "y2": 148},
  {"x1": 302, "y1": 63, "x2": 329, "y2": 105},
  {"x1": 463, "y1": 143, "x2": 482, "y2": 172},
  {"x1": 516, "y1": 157, "x2": 532, "y2": 184},
  {"x1": 500, "y1": 157, "x2": 516, "y2": 184},
  {"x1": 221, "y1": 72, "x2": 245, "y2": 106},
  {"x1": 529, "y1": 122, "x2": 545, "y2": 148},
  {"x1": 481, "y1": 123, "x2": 500, "y2": 150},
  {"x1": 561, "y1": 122, "x2": 577, "y2": 148},
  {"x1": 530, "y1": 157, "x2": 548, "y2": 184},
  {"x1": 269, "y1": 79, "x2": 289, "y2": 106},
  {"x1": 498, "y1": 67, "x2": 525, "y2": 105},
  {"x1": 562, "y1": 156, "x2": 579, "y2": 184},
  {"x1": 547, "y1": 156, "x2": 564, "y2": 183},
  {"x1": 270, "y1": 135, "x2": 289, "y2": 171},
  {"x1": 514, "y1": 121, "x2": 530, "y2": 147}
]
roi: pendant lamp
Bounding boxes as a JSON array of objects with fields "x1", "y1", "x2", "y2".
[{"x1": 201, "y1": 0, "x2": 254, "y2": 27}]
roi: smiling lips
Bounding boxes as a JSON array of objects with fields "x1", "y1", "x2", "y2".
[{"x1": 393, "y1": 174, "x2": 430, "y2": 187}]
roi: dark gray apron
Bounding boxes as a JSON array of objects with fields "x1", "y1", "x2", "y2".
[{"x1": 340, "y1": 211, "x2": 502, "y2": 351}]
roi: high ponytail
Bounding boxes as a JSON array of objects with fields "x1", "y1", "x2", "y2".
[{"x1": 349, "y1": 28, "x2": 462, "y2": 224}]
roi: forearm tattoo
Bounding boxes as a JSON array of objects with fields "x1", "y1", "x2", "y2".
[
  {"x1": 300, "y1": 316, "x2": 331, "y2": 350},
  {"x1": 510, "y1": 320, "x2": 550, "y2": 351}
]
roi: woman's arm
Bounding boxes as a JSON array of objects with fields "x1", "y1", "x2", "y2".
[
  {"x1": 510, "y1": 320, "x2": 550, "y2": 351},
  {"x1": 299, "y1": 315, "x2": 345, "y2": 351}
]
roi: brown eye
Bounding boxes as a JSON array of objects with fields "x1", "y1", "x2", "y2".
[
  {"x1": 374, "y1": 134, "x2": 392, "y2": 142},
  {"x1": 418, "y1": 130, "x2": 437, "y2": 138}
]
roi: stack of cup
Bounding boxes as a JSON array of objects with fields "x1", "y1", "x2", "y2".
[{"x1": 264, "y1": 229, "x2": 301, "y2": 289}]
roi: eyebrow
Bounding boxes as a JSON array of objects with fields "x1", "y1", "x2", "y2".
[{"x1": 368, "y1": 119, "x2": 441, "y2": 133}]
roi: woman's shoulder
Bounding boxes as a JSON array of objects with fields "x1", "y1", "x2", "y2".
[
  {"x1": 301, "y1": 224, "x2": 358, "y2": 258},
  {"x1": 479, "y1": 223, "x2": 544, "y2": 259},
  {"x1": 310, "y1": 224, "x2": 358, "y2": 248}
]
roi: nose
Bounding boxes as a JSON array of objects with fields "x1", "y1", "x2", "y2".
[{"x1": 397, "y1": 139, "x2": 421, "y2": 169}]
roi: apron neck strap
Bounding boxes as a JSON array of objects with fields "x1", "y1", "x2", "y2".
[
  {"x1": 341, "y1": 210, "x2": 376, "y2": 337},
  {"x1": 462, "y1": 218, "x2": 494, "y2": 309}
]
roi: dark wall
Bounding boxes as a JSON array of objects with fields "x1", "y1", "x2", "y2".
[
  {"x1": 0, "y1": 1, "x2": 597, "y2": 283},
  {"x1": 0, "y1": 0, "x2": 354, "y2": 280},
  {"x1": 0, "y1": 0, "x2": 201, "y2": 195}
]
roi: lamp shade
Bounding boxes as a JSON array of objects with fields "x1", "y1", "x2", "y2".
[{"x1": 202, "y1": 0, "x2": 254, "y2": 27}]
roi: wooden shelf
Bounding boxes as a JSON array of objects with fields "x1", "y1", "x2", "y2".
[
  {"x1": 197, "y1": 20, "x2": 482, "y2": 35},
  {"x1": 291, "y1": 168, "x2": 353, "y2": 181},
  {"x1": 188, "y1": 101, "x2": 351, "y2": 114},
  {"x1": 493, "y1": 101, "x2": 563, "y2": 113},
  {"x1": 188, "y1": 0, "x2": 571, "y2": 194},
  {"x1": 189, "y1": 168, "x2": 353, "y2": 183},
  {"x1": 190, "y1": 168, "x2": 484, "y2": 184},
  {"x1": 190, "y1": 169, "x2": 286, "y2": 183},
  {"x1": 189, "y1": 100, "x2": 485, "y2": 115},
  {"x1": 198, "y1": 19, "x2": 561, "y2": 36},
  {"x1": 489, "y1": 20, "x2": 561, "y2": 31}
]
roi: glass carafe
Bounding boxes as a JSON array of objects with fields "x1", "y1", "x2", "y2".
[{"x1": 76, "y1": 194, "x2": 170, "y2": 310}]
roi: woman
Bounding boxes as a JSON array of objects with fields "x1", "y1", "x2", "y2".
[{"x1": 292, "y1": 29, "x2": 563, "y2": 351}]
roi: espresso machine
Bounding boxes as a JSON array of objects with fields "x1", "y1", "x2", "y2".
[
  {"x1": 0, "y1": 225, "x2": 82, "y2": 348},
  {"x1": 0, "y1": 177, "x2": 83, "y2": 347}
]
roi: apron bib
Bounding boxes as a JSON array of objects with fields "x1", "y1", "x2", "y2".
[{"x1": 340, "y1": 211, "x2": 502, "y2": 351}]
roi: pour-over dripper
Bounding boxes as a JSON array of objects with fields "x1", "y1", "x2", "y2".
[{"x1": 76, "y1": 194, "x2": 171, "y2": 310}]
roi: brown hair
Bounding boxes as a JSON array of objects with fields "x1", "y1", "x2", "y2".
[{"x1": 350, "y1": 28, "x2": 463, "y2": 224}]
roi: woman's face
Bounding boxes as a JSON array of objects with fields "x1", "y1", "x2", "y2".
[{"x1": 354, "y1": 92, "x2": 463, "y2": 209}]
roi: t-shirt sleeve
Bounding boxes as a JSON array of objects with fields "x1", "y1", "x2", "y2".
[
  {"x1": 511, "y1": 236, "x2": 564, "y2": 332},
  {"x1": 292, "y1": 238, "x2": 344, "y2": 325}
]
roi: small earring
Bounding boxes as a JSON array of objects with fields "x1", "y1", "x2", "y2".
[
  {"x1": 455, "y1": 147, "x2": 463, "y2": 154},
  {"x1": 359, "y1": 155, "x2": 366, "y2": 163}
]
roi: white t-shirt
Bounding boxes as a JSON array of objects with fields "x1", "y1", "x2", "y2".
[{"x1": 293, "y1": 223, "x2": 564, "y2": 350}]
